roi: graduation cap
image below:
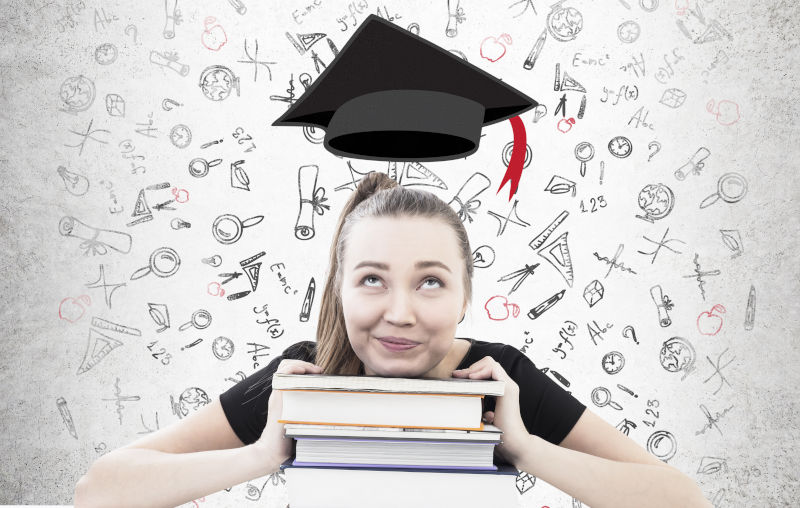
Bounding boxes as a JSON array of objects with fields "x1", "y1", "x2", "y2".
[{"x1": 272, "y1": 14, "x2": 539, "y2": 200}]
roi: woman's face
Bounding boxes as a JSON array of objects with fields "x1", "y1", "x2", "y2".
[{"x1": 340, "y1": 215, "x2": 467, "y2": 378}]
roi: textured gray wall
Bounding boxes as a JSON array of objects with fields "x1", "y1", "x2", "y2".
[{"x1": 0, "y1": 0, "x2": 798, "y2": 506}]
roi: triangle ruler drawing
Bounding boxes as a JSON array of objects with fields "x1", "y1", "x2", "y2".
[
  {"x1": 77, "y1": 328, "x2": 124, "y2": 375},
  {"x1": 560, "y1": 71, "x2": 586, "y2": 93},
  {"x1": 695, "y1": 22, "x2": 732, "y2": 44},
  {"x1": 529, "y1": 210, "x2": 569, "y2": 250},
  {"x1": 390, "y1": 162, "x2": 448, "y2": 189},
  {"x1": 131, "y1": 189, "x2": 151, "y2": 217},
  {"x1": 243, "y1": 261, "x2": 261, "y2": 292},
  {"x1": 286, "y1": 32, "x2": 326, "y2": 54},
  {"x1": 537, "y1": 231, "x2": 574, "y2": 288}
]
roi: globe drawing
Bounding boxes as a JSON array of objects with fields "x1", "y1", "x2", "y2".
[
  {"x1": 547, "y1": 5, "x2": 584, "y2": 41},
  {"x1": 659, "y1": 337, "x2": 696, "y2": 377},
  {"x1": 176, "y1": 387, "x2": 211, "y2": 417},
  {"x1": 198, "y1": 65, "x2": 240, "y2": 101},
  {"x1": 59, "y1": 75, "x2": 96, "y2": 113},
  {"x1": 636, "y1": 183, "x2": 675, "y2": 222}
]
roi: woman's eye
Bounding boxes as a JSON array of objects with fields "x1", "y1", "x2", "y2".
[
  {"x1": 362, "y1": 275, "x2": 381, "y2": 287},
  {"x1": 422, "y1": 277, "x2": 443, "y2": 288},
  {"x1": 360, "y1": 276, "x2": 443, "y2": 288}
]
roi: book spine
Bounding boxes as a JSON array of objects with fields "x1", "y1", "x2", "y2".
[
  {"x1": 277, "y1": 419, "x2": 485, "y2": 431},
  {"x1": 290, "y1": 460, "x2": 499, "y2": 471},
  {"x1": 279, "y1": 389, "x2": 485, "y2": 398}
]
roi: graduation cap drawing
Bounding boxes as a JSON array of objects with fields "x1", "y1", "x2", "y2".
[{"x1": 272, "y1": 14, "x2": 539, "y2": 201}]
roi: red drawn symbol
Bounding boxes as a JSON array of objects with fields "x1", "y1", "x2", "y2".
[
  {"x1": 557, "y1": 117, "x2": 576, "y2": 133},
  {"x1": 480, "y1": 33, "x2": 512, "y2": 62},
  {"x1": 706, "y1": 99, "x2": 740, "y2": 126},
  {"x1": 207, "y1": 282, "x2": 225, "y2": 297},
  {"x1": 59, "y1": 295, "x2": 92, "y2": 323},
  {"x1": 200, "y1": 16, "x2": 227, "y2": 51},
  {"x1": 697, "y1": 304, "x2": 726, "y2": 336},
  {"x1": 484, "y1": 295, "x2": 520, "y2": 320},
  {"x1": 171, "y1": 187, "x2": 189, "y2": 202}
]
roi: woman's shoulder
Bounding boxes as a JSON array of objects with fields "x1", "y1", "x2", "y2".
[
  {"x1": 464, "y1": 337, "x2": 517, "y2": 357},
  {"x1": 465, "y1": 338, "x2": 538, "y2": 369},
  {"x1": 280, "y1": 340, "x2": 317, "y2": 361}
]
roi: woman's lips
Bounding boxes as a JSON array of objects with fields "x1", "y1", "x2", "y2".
[{"x1": 377, "y1": 338, "x2": 419, "y2": 352}]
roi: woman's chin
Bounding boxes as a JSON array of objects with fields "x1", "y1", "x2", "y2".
[{"x1": 365, "y1": 359, "x2": 424, "y2": 378}]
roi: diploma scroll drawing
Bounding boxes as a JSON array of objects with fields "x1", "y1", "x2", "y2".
[
  {"x1": 650, "y1": 284, "x2": 673, "y2": 328},
  {"x1": 447, "y1": 172, "x2": 491, "y2": 224},
  {"x1": 59, "y1": 216, "x2": 133, "y2": 256},
  {"x1": 295, "y1": 164, "x2": 330, "y2": 241}
]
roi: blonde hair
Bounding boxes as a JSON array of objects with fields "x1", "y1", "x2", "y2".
[{"x1": 314, "y1": 171, "x2": 474, "y2": 375}]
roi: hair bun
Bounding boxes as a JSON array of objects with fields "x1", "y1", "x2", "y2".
[{"x1": 355, "y1": 171, "x2": 398, "y2": 202}]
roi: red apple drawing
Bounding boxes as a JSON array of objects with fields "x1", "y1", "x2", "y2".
[
  {"x1": 484, "y1": 295, "x2": 520, "y2": 320},
  {"x1": 207, "y1": 282, "x2": 225, "y2": 297},
  {"x1": 706, "y1": 99, "x2": 740, "y2": 126},
  {"x1": 557, "y1": 117, "x2": 576, "y2": 133},
  {"x1": 201, "y1": 17, "x2": 227, "y2": 51},
  {"x1": 480, "y1": 34, "x2": 512, "y2": 62},
  {"x1": 59, "y1": 295, "x2": 91, "y2": 323},
  {"x1": 697, "y1": 304, "x2": 726, "y2": 335}
]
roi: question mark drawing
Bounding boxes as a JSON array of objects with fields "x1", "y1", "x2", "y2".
[
  {"x1": 647, "y1": 141, "x2": 661, "y2": 162},
  {"x1": 622, "y1": 325, "x2": 639, "y2": 345},
  {"x1": 125, "y1": 24, "x2": 139, "y2": 45}
]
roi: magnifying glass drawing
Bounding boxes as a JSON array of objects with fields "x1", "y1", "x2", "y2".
[
  {"x1": 130, "y1": 247, "x2": 181, "y2": 280},
  {"x1": 178, "y1": 309, "x2": 212, "y2": 331},
  {"x1": 575, "y1": 142, "x2": 594, "y2": 177},
  {"x1": 591, "y1": 386, "x2": 623, "y2": 410},
  {"x1": 212, "y1": 213, "x2": 264, "y2": 245},
  {"x1": 699, "y1": 172, "x2": 748, "y2": 209},
  {"x1": 189, "y1": 157, "x2": 222, "y2": 178}
]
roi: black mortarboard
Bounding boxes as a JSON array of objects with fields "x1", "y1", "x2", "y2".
[{"x1": 272, "y1": 14, "x2": 539, "y2": 200}]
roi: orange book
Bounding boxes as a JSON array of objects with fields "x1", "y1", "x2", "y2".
[{"x1": 274, "y1": 373, "x2": 505, "y2": 431}]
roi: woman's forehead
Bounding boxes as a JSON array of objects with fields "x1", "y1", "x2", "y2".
[{"x1": 345, "y1": 217, "x2": 461, "y2": 270}]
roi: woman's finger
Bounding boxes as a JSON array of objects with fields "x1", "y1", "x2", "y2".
[
  {"x1": 453, "y1": 356, "x2": 497, "y2": 376},
  {"x1": 277, "y1": 360, "x2": 324, "y2": 375},
  {"x1": 469, "y1": 366, "x2": 493, "y2": 378}
]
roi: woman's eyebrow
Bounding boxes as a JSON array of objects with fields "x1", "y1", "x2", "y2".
[{"x1": 353, "y1": 260, "x2": 452, "y2": 273}]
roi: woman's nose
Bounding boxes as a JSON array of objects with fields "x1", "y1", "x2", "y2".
[{"x1": 383, "y1": 292, "x2": 415, "y2": 325}]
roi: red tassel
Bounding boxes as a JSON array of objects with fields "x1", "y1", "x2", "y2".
[{"x1": 497, "y1": 116, "x2": 527, "y2": 201}]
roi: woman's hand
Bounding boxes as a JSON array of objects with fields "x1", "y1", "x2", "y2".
[
  {"x1": 252, "y1": 359, "x2": 323, "y2": 469},
  {"x1": 452, "y1": 356, "x2": 531, "y2": 468}
]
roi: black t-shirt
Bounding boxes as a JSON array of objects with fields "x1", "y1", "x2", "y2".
[{"x1": 219, "y1": 338, "x2": 586, "y2": 447}]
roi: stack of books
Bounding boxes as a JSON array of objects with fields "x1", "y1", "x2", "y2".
[{"x1": 273, "y1": 372, "x2": 521, "y2": 508}]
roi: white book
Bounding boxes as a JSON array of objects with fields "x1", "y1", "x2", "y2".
[
  {"x1": 281, "y1": 459, "x2": 521, "y2": 508},
  {"x1": 284, "y1": 423, "x2": 503, "y2": 442},
  {"x1": 293, "y1": 438, "x2": 498, "y2": 468},
  {"x1": 286, "y1": 423, "x2": 504, "y2": 470},
  {"x1": 278, "y1": 389, "x2": 487, "y2": 430},
  {"x1": 272, "y1": 372, "x2": 505, "y2": 395}
]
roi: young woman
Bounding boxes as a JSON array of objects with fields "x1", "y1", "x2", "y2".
[{"x1": 74, "y1": 172, "x2": 712, "y2": 508}]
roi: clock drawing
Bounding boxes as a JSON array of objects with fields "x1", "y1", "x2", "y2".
[
  {"x1": 94, "y1": 43, "x2": 118, "y2": 65},
  {"x1": 608, "y1": 136, "x2": 633, "y2": 158},
  {"x1": 602, "y1": 351, "x2": 626, "y2": 374},
  {"x1": 169, "y1": 124, "x2": 192, "y2": 149},
  {"x1": 212, "y1": 336, "x2": 235, "y2": 361}
]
